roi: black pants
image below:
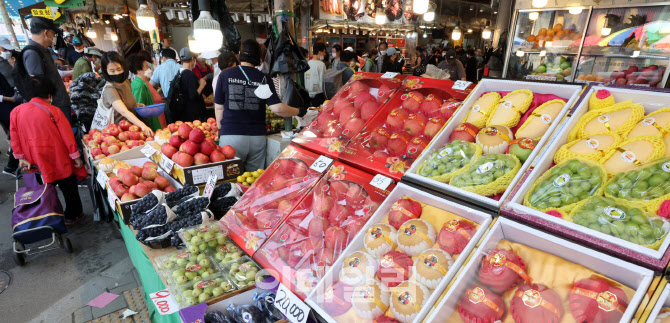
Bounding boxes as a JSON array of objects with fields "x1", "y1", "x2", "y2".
[
  {"x1": 310, "y1": 93, "x2": 326, "y2": 108},
  {"x1": 0, "y1": 119, "x2": 18, "y2": 171},
  {"x1": 49, "y1": 174, "x2": 83, "y2": 221}
]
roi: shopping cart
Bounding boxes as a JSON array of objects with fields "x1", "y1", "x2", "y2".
[{"x1": 11, "y1": 167, "x2": 73, "y2": 266}]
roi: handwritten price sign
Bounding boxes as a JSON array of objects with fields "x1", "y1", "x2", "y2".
[
  {"x1": 310, "y1": 155, "x2": 333, "y2": 173},
  {"x1": 275, "y1": 283, "x2": 310, "y2": 323},
  {"x1": 141, "y1": 145, "x2": 157, "y2": 158},
  {"x1": 96, "y1": 171, "x2": 109, "y2": 188},
  {"x1": 452, "y1": 80, "x2": 472, "y2": 90},
  {"x1": 150, "y1": 289, "x2": 179, "y2": 315},
  {"x1": 369, "y1": 174, "x2": 393, "y2": 190},
  {"x1": 160, "y1": 154, "x2": 175, "y2": 172},
  {"x1": 202, "y1": 173, "x2": 218, "y2": 198}
]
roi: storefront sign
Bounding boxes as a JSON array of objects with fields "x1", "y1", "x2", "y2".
[
  {"x1": 275, "y1": 283, "x2": 310, "y2": 323},
  {"x1": 388, "y1": 38, "x2": 406, "y2": 48},
  {"x1": 150, "y1": 289, "x2": 180, "y2": 315},
  {"x1": 31, "y1": 8, "x2": 52, "y2": 18}
]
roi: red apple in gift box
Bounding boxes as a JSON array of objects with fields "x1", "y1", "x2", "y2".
[
  {"x1": 406, "y1": 137, "x2": 427, "y2": 158},
  {"x1": 377, "y1": 84, "x2": 392, "y2": 104},
  {"x1": 404, "y1": 113, "x2": 428, "y2": 136},
  {"x1": 369, "y1": 128, "x2": 391, "y2": 149},
  {"x1": 438, "y1": 219, "x2": 476, "y2": 254},
  {"x1": 332, "y1": 101, "x2": 354, "y2": 118},
  {"x1": 319, "y1": 281, "x2": 353, "y2": 316},
  {"x1": 449, "y1": 123, "x2": 479, "y2": 143},
  {"x1": 354, "y1": 92, "x2": 376, "y2": 108},
  {"x1": 161, "y1": 143, "x2": 178, "y2": 158},
  {"x1": 388, "y1": 197, "x2": 422, "y2": 229},
  {"x1": 376, "y1": 250, "x2": 412, "y2": 287},
  {"x1": 425, "y1": 117, "x2": 445, "y2": 138},
  {"x1": 256, "y1": 209, "x2": 281, "y2": 229},
  {"x1": 345, "y1": 216, "x2": 367, "y2": 239},
  {"x1": 360, "y1": 101, "x2": 378, "y2": 121},
  {"x1": 329, "y1": 180, "x2": 350, "y2": 200},
  {"x1": 339, "y1": 106, "x2": 361, "y2": 124},
  {"x1": 328, "y1": 204, "x2": 352, "y2": 226},
  {"x1": 373, "y1": 151, "x2": 389, "y2": 158},
  {"x1": 458, "y1": 285, "x2": 505, "y2": 323},
  {"x1": 386, "y1": 108, "x2": 410, "y2": 130},
  {"x1": 440, "y1": 99, "x2": 460, "y2": 120},
  {"x1": 387, "y1": 132, "x2": 411, "y2": 156},
  {"x1": 317, "y1": 114, "x2": 338, "y2": 134},
  {"x1": 345, "y1": 184, "x2": 368, "y2": 207},
  {"x1": 348, "y1": 81, "x2": 370, "y2": 97},
  {"x1": 277, "y1": 159, "x2": 297, "y2": 175},
  {"x1": 511, "y1": 284, "x2": 563, "y2": 323},
  {"x1": 308, "y1": 215, "x2": 330, "y2": 238},
  {"x1": 402, "y1": 91, "x2": 424, "y2": 112},
  {"x1": 313, "y1": 194, "x2": 335, "y2": 218},
  {"x1": 342, "y1": 118, "x2": 365, "y2": 139},
  {"x1": 569, "y1": 278, "x2": 628, "y2": 323},
  {"x1": 419, "y1": 94, "x2": 441, "y2": 116},
  {"x1": 325, "y1": 226, "x2": 348, "y2": 251},
  {"x1": 479, "y1": 249, "x2": 528, "y2": 294}
]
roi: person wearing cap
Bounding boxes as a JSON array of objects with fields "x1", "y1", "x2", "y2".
[
  {"x1": 72, "y1": 46, "x2": 103, "y2": 80},
  {"x1": 149, "y1": 48, "x2": 181, "y2": 97},
  {"x1": 193, "y1": 52, "x2": 214, "y2": 80},
  {"x1": 381, "y1": 47, "x2": 404, "y2": 73},
  {"x1": 0, "y1": 37, "x2": 17, "y2": 87},
  {"x1": 66, "y1": 37, "x2": 85, "y2": 66},
  {"x1": 214, "y1": 39, "x2": 303, "y2": 172},
  {"x1": 169, "y1": 47, "x2": 208, "y2": 122},
  {"x1": 21, "y1": 17, "x2": 72, "y2": 125},
  {"x1": 438, "y1": 49, "x2": 466, "y2": 81}
]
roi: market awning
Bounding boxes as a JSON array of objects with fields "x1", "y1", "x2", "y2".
[{"x1": 5, "y1": 0, "x2": 43, "y2": 17}]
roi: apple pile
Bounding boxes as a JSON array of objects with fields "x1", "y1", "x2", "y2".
[
  {"x1": 159, "y1": 122, "x2": 236, "y2": 168},
  {"x1": 108, "y1": 161, "x2": 177, "y2": 201},
  {"x1": 155, "y1": 118, "x2": 219, "y2": 143},
  {"x1": 84, "y1": 121, "x2": 154, "y2": 160},
  {"x1": 578, "y1": 65, "x2": 666, "y2": 87}
]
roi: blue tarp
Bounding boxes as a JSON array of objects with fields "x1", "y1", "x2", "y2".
[{"x1": 4, "y1": 0, "x2": 43, "y2": 17}]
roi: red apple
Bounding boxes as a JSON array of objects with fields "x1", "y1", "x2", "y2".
[
  {"x1": 193, "y1": 153, "x2": 210, "y2": 165},
  {"x1": 449, "y1": 123, "x2": 479, "y2": 142},
  {"x1": 178, "y1": 123, "x2": 193, "y2": 139},
  {"x1": 200, "y1": 141, "x2": 217, "y2": 156},
  {"x1": 161, "y1": 143, "x2": 178, "y2": 158},
  {"x1": 189, "y1": 128, "x2": 206, "y2": 143},
  {"x1": 180, "y1": 140, "x2": 200, "y2": 156},
  {"x1": 221, "y1": 145, "x2": 236, "y2": 159},
  {"x1": 172, "y1": 151, "x2": 194, "y2": 167},
  {"x1": 210, "y1": 150, "x2": 226, "y2": 162}
]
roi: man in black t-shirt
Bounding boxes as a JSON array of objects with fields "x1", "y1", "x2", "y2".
[
  {"x1": 214, "y1": 39, "x2": 303, "y2": 171},
  {"x1": 178, "y1": 47, "x2": 208, "y2": 122}
]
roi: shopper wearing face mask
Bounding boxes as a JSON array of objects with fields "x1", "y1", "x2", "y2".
[
  {"x1": 335, "y1": 50, "x2": 356, "y2": 84},
  {"x1": 374, "y1": 41, "x2": 388, "y2": 73},
  {"x1": 0, "y1": 37, "x2": 16, "y2": 87},
  {"x1": 100, "y1": 51, "x2": 153, "y2": 136},
  {"x1": 331, "y1": 44, "x2": 342, "y2": 67},
  {"x1": 172, "y1": 47, "x2": 207, "y2": 122},
  {"x1": 72, "y1": 46, "x2": 103, "y2": 80},
  {"x1": 66, "y1": 37, "x2": 84, "y2": 66},
  {"x1": 304, "y1": 42, "x2": 327, "y2": 107},
  {"x1": 128, "y1": 54, "x2": 163, "y2": 131}
]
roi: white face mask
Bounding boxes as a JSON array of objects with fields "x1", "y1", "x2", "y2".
[
  {"x1": 144, "y1": 68, "x2": 153, "y2": 78},
  {"x1": 349, "y1": 61, "x2": 356, "y2": 67},
  {"x1": 331, "y1": 52, "x2": 336, "y2": 58},
  {"x1": 380, "y1": 50, "x2": 386, "y2": 56},
  {"x1": 0, "y1": 51, "x2": 10, "y2": 60}
]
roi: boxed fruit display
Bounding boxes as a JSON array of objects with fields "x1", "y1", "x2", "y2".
[
  {"x1": 220, "y1": 256, "x2": 266, "y2": 289},
  {"x1": 503, "y1": 85, "x2": 670, "y2": 271},
  {"x1": 291, "y1": 72, "x2": 408, "y2": 158},
  {"x1": 425, "y1": 217, "x2": 653, "y2": 323},
  {"x1": 178, "y1": 221, "x2": 229, "y2": 251},
  {"x1": 172, "y1": 272, "x2": 238, "y2": 307},
  {"x1": 404, "y1": 79, "x2": 584, "y2": 212},
  {"x1": 82, "y1": 121, "x2": 153, "y2": 162},
  {"x1": 153, "y1": 249, "x2": 222, "y2": 290},
  {"x1": 338, "y1": 77, "x2": 474, "y2": 181},
  {"x1": 304, "y1": 183, "x2": 492, "y2": 323},
  {"x1": 252, "y1": 161, "x2": 395, "y2": 300},
  {"x1": 645, "y1": 279, "x2": 670, "y2": 323},
  {"x1": 220, "y1": 145, "x2": 325, "y2": 256}
]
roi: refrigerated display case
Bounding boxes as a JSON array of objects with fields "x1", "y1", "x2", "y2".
[{"x1": 504, "y1": 4, "x2": 670, "y2": 88}]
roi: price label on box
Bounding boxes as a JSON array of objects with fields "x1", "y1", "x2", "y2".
[
  {"x1": 96, "y1": 171, "x2": 109, "y2": 188},
  {"x1": 160, "y1": 154, "x2": 174, "y2": 172},
  {"x1": 381, "y1": 72, "x2": 399, "y2": 79},
  {"x1": 202, "y1": 173, "x2": 218, "y2": 198},
  {"x1": 150, "y1": 289, "x2": 180, "y2": 315},
  {"x1": 370, "y1": 174, "x2": 393, "y2": 190},
  {"x1": 274, "y1": 283, "x2": 310, "y2": 323},
  {"x1": 310, "y1": 155, "x2": 333, "y2": 173},
  {"x1": 452, "y1": 80, "x2": 472, "y2": 90},
  {"x1": 107, "y1": 186, "x2": 118, "y2": 208},
  {"x1": 141, "y1": 145, "x2": 157, "y2": 158},
  {"x1": 191, "y1": 165, "x2": 224, "y2": 185}
]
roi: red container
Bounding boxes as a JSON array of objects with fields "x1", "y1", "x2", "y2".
[
  {"x1": 220, "y1": 145, "x2": 324, "y2": 256},
  {"x1": 339, "y1": 77, "x2": 474, "y2": 181},
  {"x1": 291, "y1": 72, "x2": 407, "y2": 159},
  {"x1": 253, "y1": 161, "x2": 395, "y2": 300}
]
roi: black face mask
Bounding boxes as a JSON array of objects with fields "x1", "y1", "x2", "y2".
[{"x1": 108, "y1": 74, "x2": 126, "y2": 83}]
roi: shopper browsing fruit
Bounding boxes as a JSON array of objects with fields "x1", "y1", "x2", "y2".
[
  {"x1": 214, "y1": 39, "x2": 304, "y2": 171},
  {"x1": 100, "y1": 51, "x2": 153, "y2": 137},
  {"x1": 128, "y1": 54, "x2": 162, "y2": 131},
  {"x1": 10, "y1": 76, "x2": 86, "y2": 225}
]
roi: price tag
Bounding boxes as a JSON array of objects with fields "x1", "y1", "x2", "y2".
[
  {"x1": 202, "y1": 173, "x2": 218, "y2": 198},
  {"x1": 96, "y1": 171, "x2": 109, "y2": 187},
  {"x1": 160, "y1": 154, "x2": 174, "y2": 172},
  {"x1": 275, "y1": 283, "x2": 310, "y2": 323},
  {"x1": 107, "y1": 186, "x2": 118, "y2": 208},
  {"x1": 310, "y1": 155, "x2": 333, "y2": 173},
  {"x1": 141, "y1": 145, "x2": 157, "y2": 158},
  {"x1": 525, "y1": 75, "x2": 557, "y2": 81},
  {"x1": 369, "y1": 174, "x2": 393, "y2": 190},
  {"x1": 452, "y1": 80, "x2": 472, "y2": 90},
  {"x1": 150, "y1": 289, "x2": 180, "y2": 315},
  {"x1": 381, "y1": 72, "x2": 399, "y2": 79},
  {"x1": 191, "y1": 165, "x2": 224, "y2": 185}
]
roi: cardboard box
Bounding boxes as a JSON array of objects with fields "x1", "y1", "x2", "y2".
[
  {"x1": 425, "y1": 217, "x2": 654, "y2": 323},
  {"x1": 503, "y1": 84, "x2": 670, "y2": 271},
  {"x1": 305, "y1": 183, "x2": 493, "y2": 322},
  {"x1": 403, "y1": 78, "x2": 584, "y2": 212},
  {"x1": 338, "y1": 77, "x2": 474, "y2": 181},
  {"x1": 644, "y1": 279, "x2": 670, "y2": 322}
]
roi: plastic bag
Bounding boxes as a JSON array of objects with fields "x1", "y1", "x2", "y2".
[
  {"x1": 486, "y1": 89, "x2": 534, "y2": 129},
  {"x1": 567, "y1": 100, "x2": 644, "y2": 141},
  {"x1": 229, "y1": 303, "x2": 266, "y2": 323},
  {"x1": 605, "y1": 158, "x2": 670, "y2": 213},
  {"x1": 449, "y1": 154, "x2": 521, "y2": 196},
  {"x1": 418, "y1": 140, "x2": 482, "y2": 183},
  {"x1": 253, "y1": 292, "x2": 284, "y2": 322},
  {"x1": 463, "y1": 92, "x2": 501, "y2": 128},
  {"x1": 524, "y1": 158, "x2": 607, "y2": 213},
  {"x1": 599, "y1": 135, "x2": 666, "y2": 176},
  {"x1": 568, "y1": 196, "x2": 670, "y2": 248},
  {"x1": 553, "y1": 132, "x2": 622, "y2": 165}
]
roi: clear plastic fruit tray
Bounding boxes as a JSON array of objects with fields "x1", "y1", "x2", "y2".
[
  {"x1": 206, "y1": 239, "x2": 248, "y2": 268},
  {"x1": 170, "y1": 271, "x2": 237, "y2": 308},
  {"x1": 154, "y1": 251, "x2": 222, "y2": 289},
  {"x1": 219, "y1": 256, "x2": 266, "y2": 289},
  {"x1": 177, "y1": 221, "x2": 229, "y2": 249}
]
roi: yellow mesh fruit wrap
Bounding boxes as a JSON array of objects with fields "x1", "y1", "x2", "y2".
[
  {"x1": 515, "y1": 99, "x2": 566, "y2": 140},
  {"x1": 627, "y1": 107, "x2": 670, "y2": 140},
  {"x1": 553, "y1": 132, "x2": 623, "y2": 165},
  {"x1": 565, "y1": 196, "x2": 668, "y2": 250},
  {"x1": 449, "y1": 154, "x2": 522, "y2": 197},
  {"x1": 463, "y1": 92, "x2": 501, "y2": 128},
  {"x1": 571, "y1": 100, "x2": 645, "y2": 141},
  {"x1": 599, "y1": 135, "x2": 666, "y2": 176},
  {"x1": 604, "y1": 158, "x2": 670, "y2": 214},
  {"x1": 588, "y1": 89, "x2": 616, "y2": 111},
  {"x1": 523, "y1": 158, "x2": 607, "y2": 214},
  {"x1": 485, "y1": 89, "x2": 534, "y2": 129},
  {"x1": 416, "y1": 142, "x2": 483, "y2": 183}
]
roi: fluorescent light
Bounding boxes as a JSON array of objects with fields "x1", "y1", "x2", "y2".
[
  {"x1": 424, "y1": 11, "x2": 435, "y2": 21},
  {"x1": 413, "y1": 0, "x2": 429, "y2": 14},
  {"x1": 532, "y1": 0, "x2": 547, "y2": 8},
  {"x1": 375, "y1": 9, "x2": 386, "y2": 24},
  {"x1": 529, "y1": 12, "x2": 539, "y2": 20},
  {"x1": 568, "y1": 7, "x2": 583, "y2": 15},
  {"x1": 601, "y1": 27, "x2": 611, "y2": 36},
  {"x1": 516, "y1": 50, "x2": 525, "y2": 57}
]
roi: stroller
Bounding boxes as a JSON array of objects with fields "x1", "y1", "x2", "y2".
[{"x1": 11, "y1": 168, "x2": 73, "y2": 266}]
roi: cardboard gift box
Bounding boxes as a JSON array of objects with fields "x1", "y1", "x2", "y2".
[
  {"x1": 304, "y1": 182, "x2": 493, "y2": 322},
  {"x1": 503, "y1": 84, "x2": 670, "y2": 271},
  {"x1": 644, "y1": 278, "x2": 670, "y2": 323},
  {"x1": 425, "y1": 217, "x2": 654, "y2": 323},
  {"x1": 219, "y1": 145, "x2": 326, "y2": 257},
  {"x1": 291, "y1": 72, "x2": 408, "y2": 158},
  {"x1": 403, "y1": 78, "x2": 584, "y2": 212},
  {"x1": 338, "y1": 77, "x2": 474, "y2": 181}
]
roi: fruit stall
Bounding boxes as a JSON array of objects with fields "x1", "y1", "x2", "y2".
[{"x1": 504, "y1": 4, "x2": 670, "y2": 88}]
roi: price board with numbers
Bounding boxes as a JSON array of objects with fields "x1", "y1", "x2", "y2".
[{"x1": 310, "y1": 155, "x2": 334, "y2": 173}]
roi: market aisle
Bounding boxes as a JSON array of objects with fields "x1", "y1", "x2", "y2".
[{"x1": 0, "y1": 131, "x2": 143, "y2": 322}]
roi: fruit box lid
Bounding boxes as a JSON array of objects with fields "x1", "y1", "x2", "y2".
[
  {"x1": 219, "y1": 145, "x2": 326, "y2": 257},
  {"x1": 252, "y1": 161, "x2": 396, "y2": 300},
  {"x1": 338, "y1": 78, "x2": 469, "y2": 181},
  {"x1": 291, "y1": 72, "x2": 408, "y2": 158}
]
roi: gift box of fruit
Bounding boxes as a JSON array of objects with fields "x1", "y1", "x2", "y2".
[
  {"x1": 425, "y1": 217, "x2": 653, "y2": 323},
  {"x1": 404, "y1": 79, "x2": 584, "y2": 212},
  {"x1": 252, "y1": 161, "x2": 395, "y2": 300},
  {"x1": 83, "y1": 121, "x2": 154, "y2": 162},
  {"x1": 338, "y1": 77, "x2": 473, "y2": 181},
  {"x1": 304, "y1": 183, "x2": 493, "y2": 323},
  {"x1": 145, "y1": 120, "x2": 242, "y2": 185},
  {"x1": 220, "y1": 145, "x2": 325, "y2": 256},
  {"x1": 503, "y1": 85, "x2": 670, "y2": 271},
  {"x1": 292, "y1": 72, "x2": 408, "y2": 158}
]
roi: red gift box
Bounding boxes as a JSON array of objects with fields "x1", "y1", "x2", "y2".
[
  {"x1": 219, "y1": 145, "x2": 324, "y2": 256},
  {"x1": 291, "y1": 72, "x2": 407, "y2": 159},
  {"x1": 338, "y1": 77, "x2": 473, "y2": 181},
  {"x1": 253, "y1": 161, "x2": 395, "y2": 300}
]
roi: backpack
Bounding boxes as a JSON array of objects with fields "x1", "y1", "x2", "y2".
[
  {"x1": 12, "y1": 45, "x2": 47, "y2": 101},
  {"x1": 164, "y1": 70, "x2": 186, "y2": 124},
  {"x1": 322, "y1": 67, "x2": 346, "y2": 100}
]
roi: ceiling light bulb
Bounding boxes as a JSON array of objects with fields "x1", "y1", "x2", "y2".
[
  {"x1": 516, "y1": 50, "x2": 525, "y2": 57},
  {"x1": 482, "y1": 26, "x2": 492, "y2": 39},
  {"x1": 467, "y1": 29, "x2": 473, "y2": 33},
  {"x1": 111, "y1": 33, "x2": 118, "y2": 41},
  {"x1": 532, "y1": 0, "x2": 547, "y2": 8},
  {"x1": 423, "y1": 32, "x2": 427, "y2": 38},
  {"x1": 375, "y1": 9, "x2": 387, "y2": 24},
  {"x1": 529, "y1": 12, "x2": 539, "y2": 20},
  {"x1": 424, "y1": 11, "x2": 435, "y2": 21},
  {"x1": 193, "y1": 0, "x2": 223, "y2": 51},
  {"x1": 451, "y1": 26, "x2": 461, "y2": 40},
  {"x1": 86, "y1": 28, "x2": 97, "y2": 39},
  {"x1": 568, "y1": 7, "x2": 583, "y2": 15},
  {"x1": 413, "y1": 0, "x2": 429, "y2": 15},
  {"x1": 136, "y1": 0, "x2": 156, "y2": 31}
]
